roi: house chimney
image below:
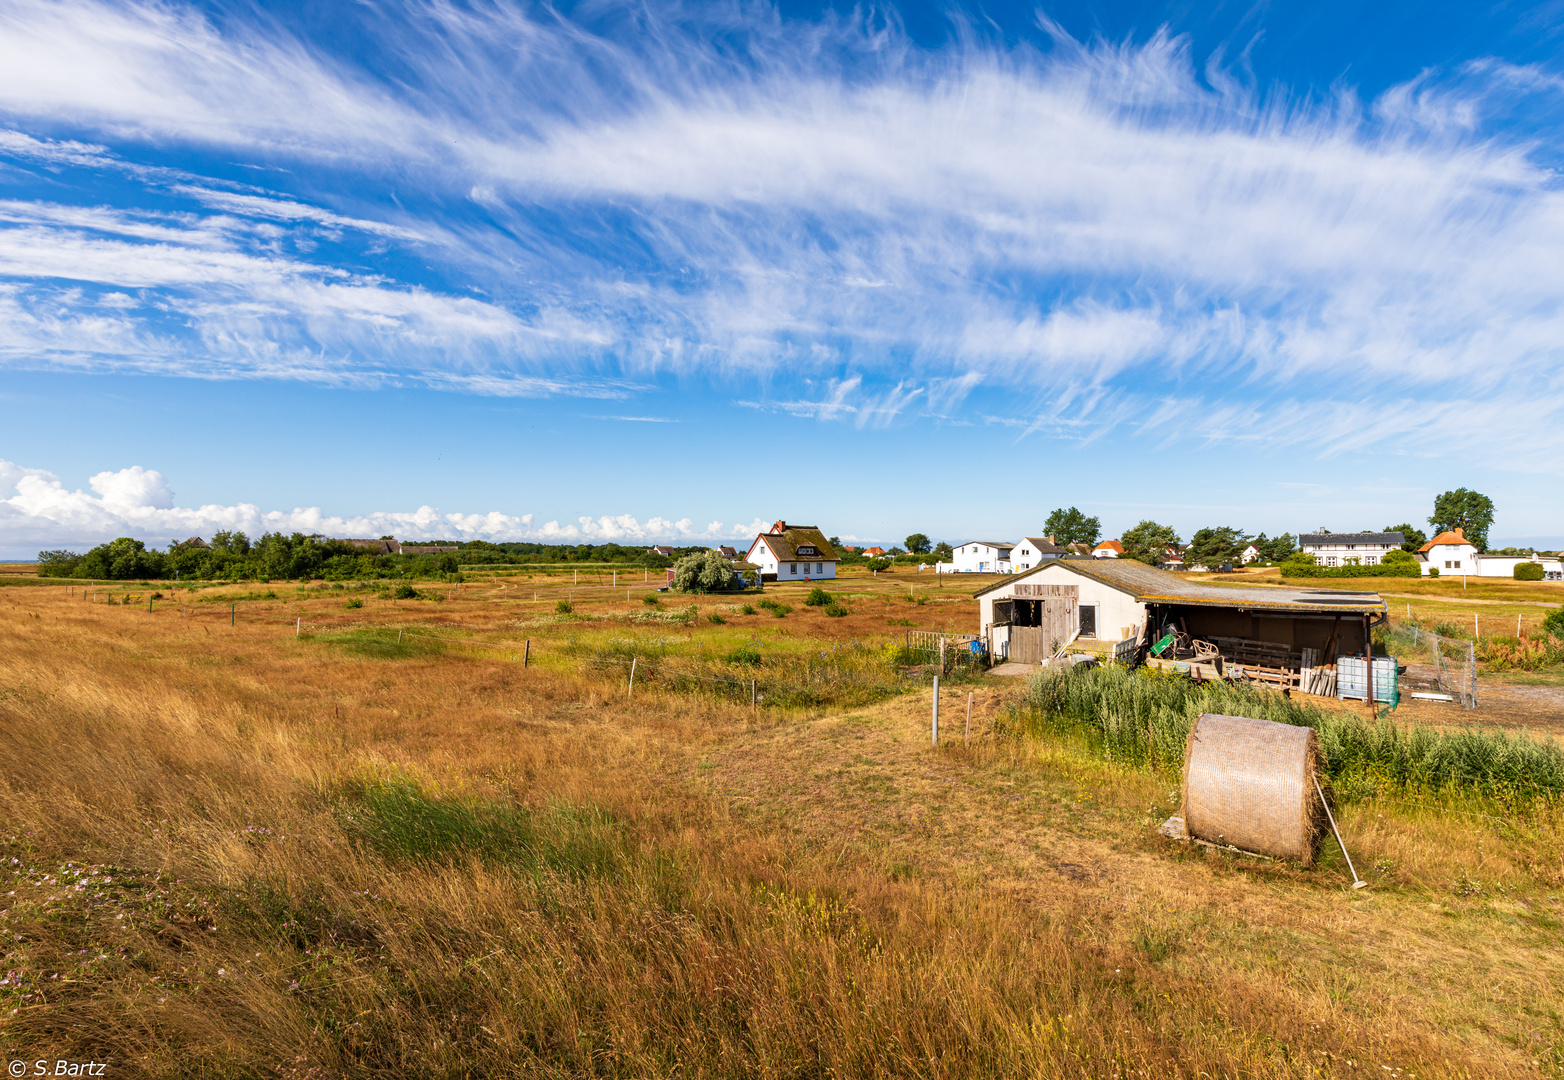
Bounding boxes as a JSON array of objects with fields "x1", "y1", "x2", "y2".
[{"x1": 771, "y1": 520, "x2": 787, "y2": 534}]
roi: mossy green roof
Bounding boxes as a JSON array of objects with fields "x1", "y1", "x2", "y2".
[{"x1": 973, "y1": 558, "x2": 1387, "y2": 615}]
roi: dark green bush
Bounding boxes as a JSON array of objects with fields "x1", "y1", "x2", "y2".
[
  {"x1": 1543, "y1": 608, "x2": 1564, "y2": 639},
  {"x1": 1515, "y1": 562, "x2": 1545, "y2": 581},
  {"x1": 555, "y1": 600, "x2": 573, "y2": 614},
  {"x1": 393, "y1": 583, "x2": 420, "y2": 599},
  {"x1": 804, "y1": 586, "x2": 833, "y2": 607},
  {"x1": 824, "y1": 602, "x2": 849, "y2": 618}
]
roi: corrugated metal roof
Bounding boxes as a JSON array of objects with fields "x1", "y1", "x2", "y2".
[{"x1": 973, "y1": 558, "x2": 1387, "y2": 615}]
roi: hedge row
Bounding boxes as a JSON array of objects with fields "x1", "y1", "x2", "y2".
[{"x1": 1279, "y1": 561, "x2": 1421, "y2": 578}]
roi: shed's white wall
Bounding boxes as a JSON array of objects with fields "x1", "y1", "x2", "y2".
[
  {"x1": 1472, "y1": 555, "x2": 1563, "y2": 578},
  {"x1": 977, "y1": 563, "x2": 1146, "y2": 660}
]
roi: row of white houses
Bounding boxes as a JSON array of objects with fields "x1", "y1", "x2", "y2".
[
  {"x1": 665, "y1": 523, "x2": 1561, "y2": 585},
  {"x1": 1301, "y1": 529, "x2": 1563, "y2": 579}
]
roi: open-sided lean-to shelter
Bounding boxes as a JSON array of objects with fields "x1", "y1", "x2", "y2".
[{"x1": 973, "y1": 558, "x2": 1386, "y2": 671}]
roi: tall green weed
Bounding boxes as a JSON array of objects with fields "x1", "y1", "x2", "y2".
[{"x1": 1009, "y1": 664, "x2": 1564, "y2": 800}]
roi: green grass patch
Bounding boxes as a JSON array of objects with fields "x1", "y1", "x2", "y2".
[
  {"x1": 342, "y1": 774, "x2": 625, "y2": 879},
  {"x1": 305, "y1": 628, "x2": 448, "y2": 661}
]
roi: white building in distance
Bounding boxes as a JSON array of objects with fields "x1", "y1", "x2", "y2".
[{"x1": 1299, "y1": 531, "x2": 1404, "y2": 568}]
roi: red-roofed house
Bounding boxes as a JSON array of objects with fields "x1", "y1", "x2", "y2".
[
  {"x1": 1417, "y1": 529, "x2": 1477, "y2": 576},
  {"x1": 1092, "y1": 539, "x2": 1123, "y2": 559}
]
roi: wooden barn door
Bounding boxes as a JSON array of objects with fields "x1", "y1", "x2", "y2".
[
  {"x1": 1009, "y1": 583, "x2": 1079, "y2": 662},
  {"x1": 1009, "y1": 627, "x2": 1047, "y2": 663}
]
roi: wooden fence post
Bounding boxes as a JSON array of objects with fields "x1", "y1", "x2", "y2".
[
  {"x1": 230, "y1": 603, "x2": 235, "y2": 626},
  {"x1": 751, "y1": 678, "x2": 757, "y2": 714},
  {"x1": 295, "y1": 617, "x2": 300, "y2": 637},
  {"x1": 931, "y1": 676, "x2": 940, "y2": 747},
  {"x1": 523, "y1": 639, "x2": 530, "y2": 668},
  {"x1": 629, "y1": 657, "x2": 637, "y2": 697}
]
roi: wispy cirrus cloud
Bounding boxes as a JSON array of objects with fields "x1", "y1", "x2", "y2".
[{"x1": 0, "y1": 0, "x2": 1561, "y2": 469}]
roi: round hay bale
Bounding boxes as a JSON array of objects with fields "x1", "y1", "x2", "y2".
[{"x1": 1180, "y1": 713, "x2": 1324, "y2": 864}]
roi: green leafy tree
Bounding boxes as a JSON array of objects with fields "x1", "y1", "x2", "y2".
[
  {"x1": 904, "y1": 533, "x2": 932, "y2": 554},
  {"x1": 1121, "y1": 520, "x2": 1179, "y2": 565},
  {"x1": 1264, "y1": 533, "x2": 1297, "y2": 561},
  {"x1": 1382, "y1": 549, "x2": 1417, "y2": 568},
  {"x1": 934, "y1": 541, "x2": 953, "y2": 558},
  {"x1": 1384, "y1": 523, "x2": 1427, "y2": 553},
  {"x1": 1186, "y1": 526, "x2": 1249, "y2": 568},
  {"x1": 672, "y1": 551, "x2": 737, "y2": 593},
  {"x1": 1042, "y1": 507, "x2": 1102, "y2": 547},
  {"x1": 1429, "y1": 489, "x2": 1495, "y2": 550}
]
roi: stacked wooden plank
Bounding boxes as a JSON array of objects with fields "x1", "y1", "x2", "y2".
[{"x1": 1209, "y1": 636, "x2": 1301, "y2": 689}]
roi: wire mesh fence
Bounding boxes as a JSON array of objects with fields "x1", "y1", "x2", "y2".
[{"x1": 1405, "y1": 625, "x2": 1479, "y2": 709}]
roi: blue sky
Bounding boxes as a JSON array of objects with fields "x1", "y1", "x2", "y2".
[{"x1": 2, "y1": 0, "x2": 1563, "y2": 556}]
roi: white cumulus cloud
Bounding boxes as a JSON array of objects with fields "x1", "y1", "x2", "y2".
[{"x1": 0, "y1": 459, "x2": 770, "y2": 557}]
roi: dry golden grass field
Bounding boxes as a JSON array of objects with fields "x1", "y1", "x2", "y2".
[{"x1": 1, "y1": 568, "x2": 1561, "y2": 1078}]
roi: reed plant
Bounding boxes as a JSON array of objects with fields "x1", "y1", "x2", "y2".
[{"x1": 1010, "y1": 663, "x2": 1564, "y2": 800}]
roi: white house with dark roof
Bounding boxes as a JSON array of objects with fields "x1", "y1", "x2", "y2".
[
  {"x1": 939, "y1": 540, "x2": 1014, "y2": 574},
  {"x1": 1299, "y1": 531, "x2": 1404, "y2": 568},
  {"x1": 745, "y1": 520, "x2": 838, "y2": 581},
  {"x1": 1013, "y1": 536, "x2": 1072, "y2": 572}
]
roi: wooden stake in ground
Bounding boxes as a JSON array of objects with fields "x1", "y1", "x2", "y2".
[
  {"x1": 523, "y1": 639, "x2": 530, "y2": 668},
  {"x1": 931, "y1": 676, "x2": 940, "y2": 747},
  {"x1": 964, "y1": 691, "x2": 973, "y2": 746},
  {"x1": 295, "y1": 617, "x2": 300, "y2": 638},
  {"x1": 628, "y1": 657, "x2": 637, "y2": 698},
  {"x1": 751, "y1": 678, "x2": 756, "y2": 714},
  {"x1": 230, "y1": 603, "x2": 235, "y2": 626}
]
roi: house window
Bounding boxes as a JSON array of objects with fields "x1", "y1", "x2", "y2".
[
  {"x1": 1444, "y1": 561, "x2": 1452, "y2": 569},
  {"x1": 815, "y1": 563, "x2": 823, "y2": 574},
  {"x1": 789, "y1": 563, "x2": 797, "y2": 574},
  {"x1": 1453, "y1": 561, "x2": 1461, "y2": 569}
]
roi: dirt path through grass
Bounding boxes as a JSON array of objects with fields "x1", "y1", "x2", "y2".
[{"x1": 700, "y1": 681, "x2": 1564, "y2": 1077}]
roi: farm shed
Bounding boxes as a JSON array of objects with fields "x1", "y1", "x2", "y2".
[{"x1": 973, "y1": 559, "x2": 1386, "y2": 681}]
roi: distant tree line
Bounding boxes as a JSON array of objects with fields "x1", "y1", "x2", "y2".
[{"x1": 36, "y1": 534, "x2": 710, "y2": 582}]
